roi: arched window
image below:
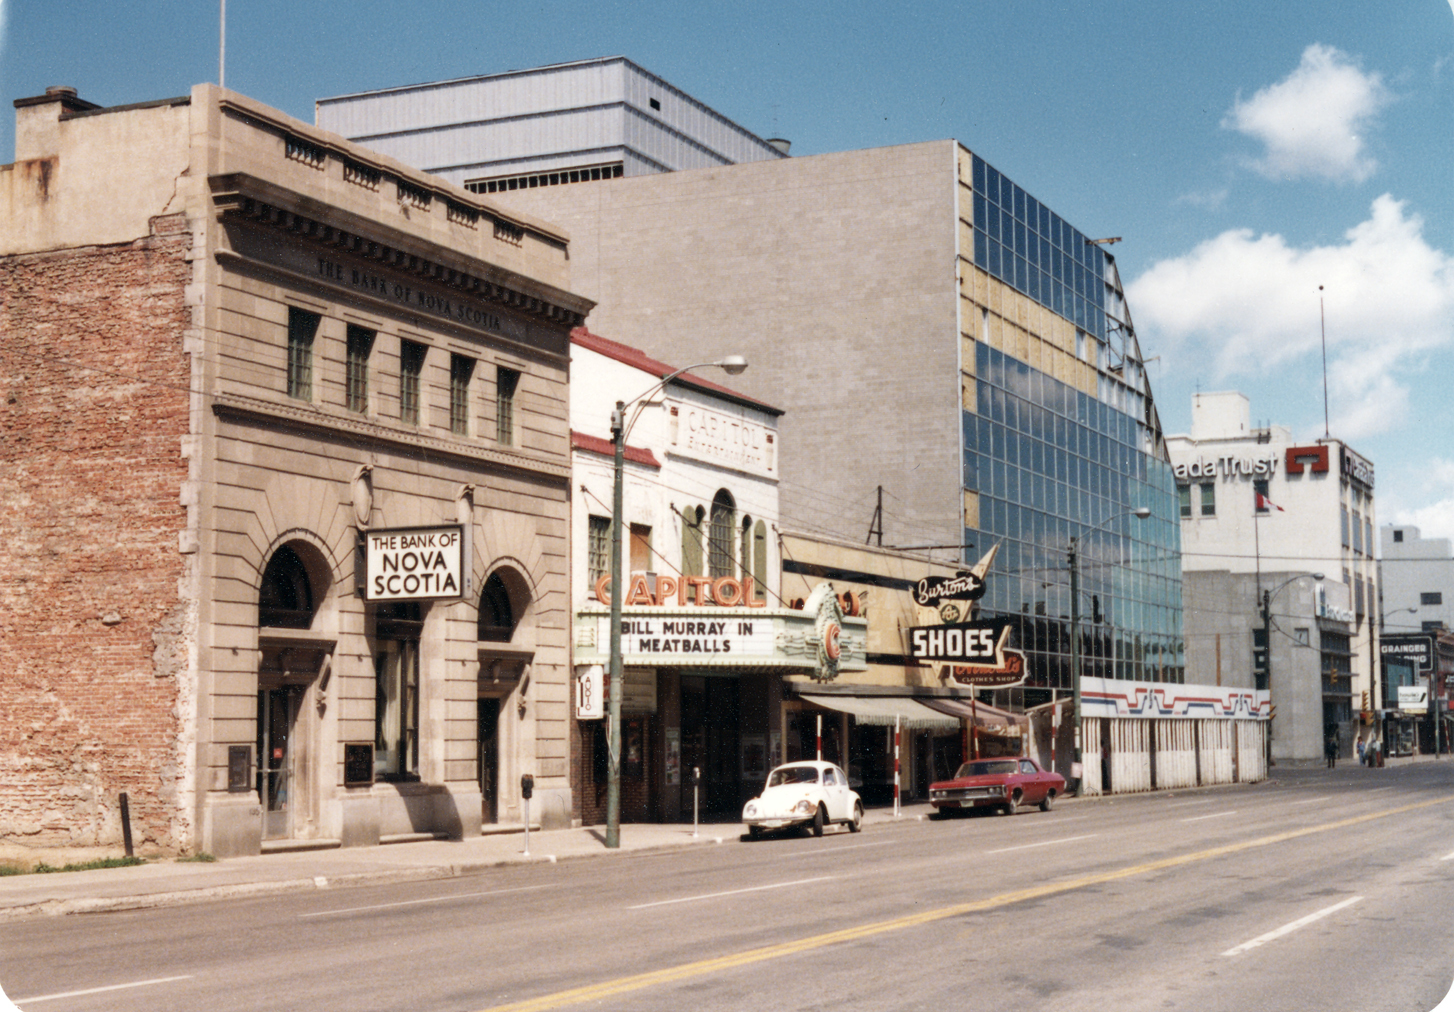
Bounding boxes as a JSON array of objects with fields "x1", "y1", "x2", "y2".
[
  {"x1": 681, "y1": 505, "x2": 704, "y2": 579},
  {"x1": 259, "y1": 544, "x2": 318, "y2": 628},
  {"x1": 709, "y1": 489, "x2": 735, "y2": 578},
  {"x1": 477, "y1": 572, "x2": 518, "y2": 642}
]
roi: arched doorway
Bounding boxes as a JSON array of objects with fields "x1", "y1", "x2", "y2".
[
  {"x1": 256, "y1": 541, "x2": 332, "y2": 841},
  {"x1": 478, "y1": 569, "x2": 532, "y2": 824}
]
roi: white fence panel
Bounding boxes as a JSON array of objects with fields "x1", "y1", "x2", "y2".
[
  {"x1": 1198, "y1": 719, "x2": 1234, "y2": 785},
  {"x1": 1081, "y1": 718, "x2": 1102, "y2": 797},
  {"x1": 1236, "y1": 720, "x2": 1267, "y2": 783},
  {"x1": 1155, "y1": 720, "x2": 1198, "y2": 789},
  {"x1": 1110, "y1": 719, "x2": 1153, "y2": 793}
]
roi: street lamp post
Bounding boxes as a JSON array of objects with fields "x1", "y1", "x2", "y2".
[
  {"x1": 1068, "y1": 506, "x2": 1150, "y2": 796},
  {"x1": 605, "y1": 355, "x2": 747, "y2": 849}
]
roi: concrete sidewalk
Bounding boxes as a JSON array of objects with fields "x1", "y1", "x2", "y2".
[{"x1": 0, "y1": 803, "x2": 934, "y2": 920}]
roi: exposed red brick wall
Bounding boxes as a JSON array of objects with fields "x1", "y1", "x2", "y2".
[{"x1": 0, "y1": 222, "x2": 192, "y2": 851}]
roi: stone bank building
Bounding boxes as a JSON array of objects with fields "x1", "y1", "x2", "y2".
[{"x1": 0, "y1": 84, "x2": 592, "y2": 856}]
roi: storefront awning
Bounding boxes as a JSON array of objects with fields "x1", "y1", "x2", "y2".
[
  {"x1": 920, "y1": 697, "x2": 1027, "y2": 730},
  {"x1": 799, "y1": 694, "x2": 960, "y2": 731}
]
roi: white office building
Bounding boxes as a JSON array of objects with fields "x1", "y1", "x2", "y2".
[{"x1": 1167, "y1": 392, "x2": 1377, "y2": 763}]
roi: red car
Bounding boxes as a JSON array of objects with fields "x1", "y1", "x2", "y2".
[{"x1": 928, "y1": 757, "x2": 1065, "y2": 816}]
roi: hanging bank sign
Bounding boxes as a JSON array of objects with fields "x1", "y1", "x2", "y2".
[{"x1": 362, "y1": 525, "x2": 465, "y2": 601}]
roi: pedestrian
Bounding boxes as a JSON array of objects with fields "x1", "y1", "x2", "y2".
[
  {"x1": 1356, "y1": 738, "x2": 1366, "y2": 766},
  {"x1": 1326, "y1": 734, "x2": 1338, "y2": 769}
]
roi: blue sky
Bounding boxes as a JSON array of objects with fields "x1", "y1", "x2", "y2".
[{"x1": 3, "y1": 0, "x2": 1452, "y2": 542}]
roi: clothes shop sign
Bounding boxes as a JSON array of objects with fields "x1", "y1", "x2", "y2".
[{"x1": 362, "y1": 525, "x2": 465, "y2": 601}]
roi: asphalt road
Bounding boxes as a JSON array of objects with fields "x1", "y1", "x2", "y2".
[{"x1": 3, "y1": 763, "x2": 1453, "y2": 1012}]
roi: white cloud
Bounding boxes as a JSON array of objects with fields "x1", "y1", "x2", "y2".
[
  {"x1": 1127, "y1": 195, "x2": 1454, "y2": 441},
  {"x1": 1223, "y1": 44, "x2": 1391, "y2": 183}
]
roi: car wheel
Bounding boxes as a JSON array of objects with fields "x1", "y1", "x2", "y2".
[
  {"x1": 1039, "y1": 790, "x2": 1055, "y2": 813},
  {"x1": 1001, "y1": 789, "x2": 1022, "y2": 816},
  {"x1": 811, "y1": 805, "x2": 825, "y2": 837},
  {"x1": 848, "y1": 802, "x2": 863, "y2": 833}
]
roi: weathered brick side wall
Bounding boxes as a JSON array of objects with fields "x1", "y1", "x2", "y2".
[{"x1": 0, "y1": 220, "x2": 192, "y2": 851}]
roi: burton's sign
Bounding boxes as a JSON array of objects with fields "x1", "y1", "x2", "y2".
[
  {"x1": 909, "y1": 619, "x2": 1026, "y2": 688},
  {"x1": 912, "y1": 573, "x2": 986, "y2": 607}
]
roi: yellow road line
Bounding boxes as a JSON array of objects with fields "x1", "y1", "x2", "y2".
[{"x1": 479, "y1": 795, "x2": 1452, "y2": 1012}]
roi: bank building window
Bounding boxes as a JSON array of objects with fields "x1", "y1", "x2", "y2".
[
  {"x1": 450, "y1": 354, "x2": 475, "y2": 435},
  {"x1": 1178, "y1": 484, "x2": 1191, "y2": 519},
  {"x1": 287, "y1": 307, "x2": 319, "y2": 401},
  {"x1": 1199, "y1": 482, "x2": 1215, "y2": 517},
  {"x1": 374, "y1": 602, "x2": 423, "y2": 780},
  {"x1": 496, "y1": 367, "x2": 519, "y2": 444},
  {"x1": 399, "y1": 340, "x2": 426, "y2": 425},
  {"x1": 346, "y1": 325, "x2": 374, "y2": 414}
]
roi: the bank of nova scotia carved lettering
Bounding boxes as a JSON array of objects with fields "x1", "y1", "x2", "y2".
[{"x1": 316, "y1": 257, "x2": 502, "y2": 331}]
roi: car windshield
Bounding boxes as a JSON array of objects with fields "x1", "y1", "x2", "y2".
[
  {"x1": 956, "y1": 760, "x2": 1018, "y2": 777},
  {"x1": 768, "y1": 766, "x2": 820, "y2": 787}
]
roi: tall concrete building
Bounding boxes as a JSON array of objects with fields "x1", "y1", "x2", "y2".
[
  {"x1": 1, "y1": 84, "x2": 591, "y2": 855},
  {"x1": 1166, "y1": 392, "x2": 1376, "y2": 763}
]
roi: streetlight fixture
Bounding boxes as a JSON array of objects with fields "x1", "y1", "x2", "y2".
[
  {"x1": 1068, "y1": 506, "x2": 1150, "y2": 796},
  {"x1": 605, "y1": 355, "x2": 747, "y2": 849}
]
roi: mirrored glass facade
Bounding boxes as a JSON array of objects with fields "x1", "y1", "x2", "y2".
[{"x1": 966, "y1": 156, "x2": 1184, "y2": 689}]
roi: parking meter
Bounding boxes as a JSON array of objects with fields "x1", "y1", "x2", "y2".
[
  {"x1": 520, "y1": 773, "x2": 534, "y2": 855},
  {"x1": 692, "y1": 765, "x2": 701, "y2": 837}
]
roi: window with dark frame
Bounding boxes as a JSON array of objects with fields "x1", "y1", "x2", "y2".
[
  {"x1": 399, "y1": 340, "x2": 426, "y2": 425},
  {"x1": 1253, "y1": 478, "x2": 1269, "y2": 514},
  {"x1": 709, "y1": 490, "x2": 736, "y2": 578},
  {"x1": 1421, "y1": 592, "x2": 1443, "y2": 606},
  {"x1": 1199, "y1": 482, "x2": 1215, "y2": 517},
  {"x1": 346, "y1": 325, "x2": 374, "y2": 414},
  {"x1": 287, "y1": 307, "x2": 319, "y2": 401},
  {"x1": 450, "y1": 354, "x2": 474, "y2": 435},
  {"x1": 496, "y1": 367, "x2": 520, "y2": 445},
  {"x1": 1178, "y1": 484, "x2": 1191, "y2": 519},
  {"x1": 587, "y1": 516, "x2": 611, "y2": 588}
]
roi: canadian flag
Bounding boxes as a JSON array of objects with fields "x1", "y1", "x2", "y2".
[{"x1": 1256, "y1": 492, "x2": 1285, "y2": 512}]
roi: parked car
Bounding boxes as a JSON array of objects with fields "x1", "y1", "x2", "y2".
[
  {"x1": 928, "y1": 757, "x2": 1064, "y2": 816},
  {"x1": 742, "y1": 760, "x2": 864, "y2": 839}
]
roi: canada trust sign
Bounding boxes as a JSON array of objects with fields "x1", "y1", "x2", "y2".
[{"x1": 1173, "y1": 454, "x2": 1279, "y2": 481}]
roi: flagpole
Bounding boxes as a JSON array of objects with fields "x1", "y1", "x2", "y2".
[{"x1": 219, "y1": 0, "x2": 226, "y2": 89}]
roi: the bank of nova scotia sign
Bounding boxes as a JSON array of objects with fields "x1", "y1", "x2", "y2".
[{"x1": 362, "y1": 525, "x2": 465, "y2": 601}]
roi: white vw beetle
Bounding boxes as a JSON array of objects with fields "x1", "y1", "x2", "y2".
[{"x1": 742, "y1": 760, "x2": 863, "y2": 839}]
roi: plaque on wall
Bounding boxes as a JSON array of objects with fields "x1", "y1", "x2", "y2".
[
  {"x1": 227, "y1": 745, "x2": 252, "y2": 792},
  {"x1": 344, "y1": 743, "x2": 375, "y2": 787}
]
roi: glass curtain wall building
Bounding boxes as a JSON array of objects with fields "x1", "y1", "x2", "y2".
[{"x1": 965, "y1": 155, "x2": 1184, "y2": 693}]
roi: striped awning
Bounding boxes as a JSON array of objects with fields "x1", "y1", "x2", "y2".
[{"x1": 799, "y1": 694, "x2": 960, "y2": 731}]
